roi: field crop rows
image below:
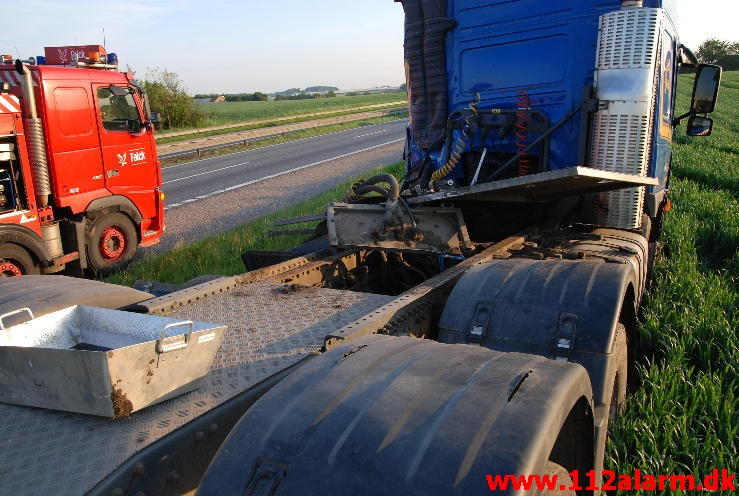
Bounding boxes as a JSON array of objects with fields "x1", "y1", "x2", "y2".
[{"x1": 606, "y1": 71, "x2": 738, "y2": 487}]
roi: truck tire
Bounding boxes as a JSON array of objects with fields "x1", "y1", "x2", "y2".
[
  {"x1": 540, "y1": 461, "x2": 575, "y2": 496},
  {"x1": 86, "y1": 212, "x2": 138, "y2": 276},
  {"x1": 608, "y1": 324, "x2": 628, "y2": 426},
  {"x1": 0, "y1": 243, "x2": 40, "y2": 276}
]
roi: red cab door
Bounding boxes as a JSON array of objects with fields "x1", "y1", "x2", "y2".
[{"x1": 93, "y1": 83, "x2": 158, "y2": 221}]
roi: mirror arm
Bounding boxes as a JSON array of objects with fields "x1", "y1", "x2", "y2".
[
  {"x1": 673, "y1": 111, "x2": 694, "y2": 128},
  {"x1": 679, "y1": 44, "x2": 698, "y2": 67}
]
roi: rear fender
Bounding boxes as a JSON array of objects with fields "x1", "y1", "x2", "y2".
[
  {"x1": 198, "y1": 335, "x2": 594, "y2": 496},
  {"x1": 85, "y1": 195, "x2": 144, "y2": 225},
  {"x1": 438, "y1": 258, "x2": 637, "y2": 405}
]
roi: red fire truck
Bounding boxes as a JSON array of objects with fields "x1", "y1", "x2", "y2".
[{"x1": 0, "y1": 45, "x2": 165, "y2": 277}]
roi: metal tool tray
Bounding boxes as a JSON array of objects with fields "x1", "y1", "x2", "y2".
[{"x1": 0, "y1": 305, "x2": 226, "y2": 418}]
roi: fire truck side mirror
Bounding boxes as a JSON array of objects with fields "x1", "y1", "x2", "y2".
[
  {"x1": 691, "y1": 64, "x2": 721, "y2": 114},
  {"x1": 129, "y1": 120, "x2": 142, "y2": 134},
  {"x1": 108, "y1": 85, "x2": 129, "y2": 97},
  {"x1": 149, "y1": 112, "x2": 161, "y2": 124}
]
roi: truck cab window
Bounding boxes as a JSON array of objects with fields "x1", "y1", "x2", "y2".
[{"x1": 97, "y1": 87, "x2": 141, "y2": 132}]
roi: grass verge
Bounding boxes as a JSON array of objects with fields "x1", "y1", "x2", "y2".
[
  {"x1": 160, "y1": 113, "x2": 407, "y2": 167},
  {"x1": 108, "y1": 163, "x2": 404, "y2": 286},
  {"x1": 194, "y1": 92, "x2": 406, "y2": 127},
  {"x1": 157, "y1": 104, "x2": 405, "y2": 145},
  {"x1": 606, "y1": 72, "x2": 738, "y2": 486}
]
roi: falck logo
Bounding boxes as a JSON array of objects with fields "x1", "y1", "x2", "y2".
[
  {"x1": 57, "y1": 48, "x2": 68, "y2": 65},
  {"x1": 116, "y1": 153, "x2": 128, "y2": 167}
]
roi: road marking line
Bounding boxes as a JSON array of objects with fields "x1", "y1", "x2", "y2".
[
  {"x1": 165, "y1": 138, "x2": 404, "y2": 211},
  {"x1": 353, "y1": 129, "x2": 391, "y2": 139},
  {"x1": 163, "y1": 162, "x2": 250, "y2": 184},
  {"x1": 160, "y1": 119, "x2": 407, "y2": 169}
]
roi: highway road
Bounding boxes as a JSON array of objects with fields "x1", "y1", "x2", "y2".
[
  {"x1": 148, "y1": 119, "x2": 407, "y2": 254},
  {"x1": 162, "y1": 119, "x2": 407, "y2": 208}
]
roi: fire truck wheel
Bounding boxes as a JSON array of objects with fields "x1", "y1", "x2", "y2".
[
  {"x1": 86, "y1": 213, "x2": 138, "y2": 276},
  {"x1": 0, "y1": 243, "x2": 40, "y2": 276}
]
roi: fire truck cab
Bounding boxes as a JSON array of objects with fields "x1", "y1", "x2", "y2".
[{"x1": 0, "y1": 46, "x2": 164, "y2": 277}]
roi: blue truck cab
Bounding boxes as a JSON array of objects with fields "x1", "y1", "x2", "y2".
[{"x1": 399, "y1": 0, "x2": 720, "y2": 231}]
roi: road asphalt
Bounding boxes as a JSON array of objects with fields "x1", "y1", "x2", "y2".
[{"x1": 144, "y1": 119, "x2": 407, "y2": 255}]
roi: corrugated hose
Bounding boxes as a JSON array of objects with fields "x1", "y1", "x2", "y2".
[{"x1": 430, "y1": 93, "x2": 480, "y2": 185}]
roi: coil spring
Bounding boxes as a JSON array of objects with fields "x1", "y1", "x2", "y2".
[
  {"x1": 515, "y1": 90, "x2": 531, "y2": 177},
  {"x1": 430, "y1": 94, "x2": 481, "y2": 185}
]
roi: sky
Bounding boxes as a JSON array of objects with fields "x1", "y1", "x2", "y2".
[{"x1": 2, "y1": 1, "x2": 737, "y2": 95}]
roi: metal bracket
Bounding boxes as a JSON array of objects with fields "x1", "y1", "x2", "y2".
[
  {"x1": 554, "y1": 313, "x2": 578, "y2": 362},
  {"x1": 244, "y1": 458, "x2": 289, "y2": 495},
  {"x1": 468, "y1": 302, "x2": 495, "y2": 345}
]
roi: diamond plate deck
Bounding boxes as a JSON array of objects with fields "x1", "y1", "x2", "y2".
[{"x1": 0, "y1": 282, "x2": 393, "y2": 496}]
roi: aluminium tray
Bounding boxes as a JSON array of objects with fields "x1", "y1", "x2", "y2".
[{"x1": 0, "y1": 305, "x2": 226, "y2": 417}]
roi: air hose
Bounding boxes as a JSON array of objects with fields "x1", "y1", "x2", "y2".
[
  {"x1": 430, "y1": 93, "x2": 481, "y2": 185},
  {"x1": 343, "y1": 173, "x2": 400, "y2": 203}
]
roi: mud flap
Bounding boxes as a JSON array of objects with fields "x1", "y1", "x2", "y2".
[{"x1": 198, "y1": 335, "x2": 594, "y2": 495}]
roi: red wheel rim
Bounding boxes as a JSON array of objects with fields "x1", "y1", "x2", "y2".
[
  {"x1": 0, "y1": 261, "x2": 23, "y2": 277},
  {"x1": 99, "y1": 225, "x2": 128, "y2": 262}
]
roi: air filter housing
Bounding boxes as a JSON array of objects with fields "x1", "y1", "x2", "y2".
[{"x1": 584, "y1": 6, "x2": 662, "y2": 230}]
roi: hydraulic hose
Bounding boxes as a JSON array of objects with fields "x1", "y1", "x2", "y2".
[
  {"x1": 431, "y1": 125, "x2": 472, "y2": 183},
  {"x1": 344, "y1": 173, "x2": 400, "y2": 202},
  {"x1": 430, "y1": 93, "x2": 480, "y2": 185}
]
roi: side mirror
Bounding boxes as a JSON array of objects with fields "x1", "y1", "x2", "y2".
[
  {"x1": 129, "y1": 119, "x2": 142, "y2": 134},
  {"x1": 686, "y1": 116, "x2": 713, "y2": 137},
  {"x1": 109, "y1": 85, "x2": 129, "y2": 97},
  {"x1": 691, "y1": 64, "x2": 722, "y2": 114},
  {"x1": 149, "y1": 112, "x2": 161, "y2": 124}
]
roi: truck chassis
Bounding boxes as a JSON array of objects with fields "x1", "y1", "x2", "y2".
[{"x1": 0, "y1": 230, "x2": 641, "y2": 495}]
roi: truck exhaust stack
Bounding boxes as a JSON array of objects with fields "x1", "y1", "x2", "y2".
[{"x1": 15, "y1": 60, "x2": 51, "y2": 208}]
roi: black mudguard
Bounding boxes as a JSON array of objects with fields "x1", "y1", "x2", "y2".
[
  {"x1": 198, "y1": 335, "x2": 594, "y2": 496},
  {"x1": 437, "y1": 255, "x2": 642, "y2": 481},
  {"x1": 437, "y1": 258, "x2": 637, "y2": 407}
]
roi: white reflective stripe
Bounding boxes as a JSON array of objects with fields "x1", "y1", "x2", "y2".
[
  {"x1": 0, "y1": 97, "x2": 18, "y2": 113},
  {"x1": 0, "y1": 70, "x2": 36, "y2": 87}
]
